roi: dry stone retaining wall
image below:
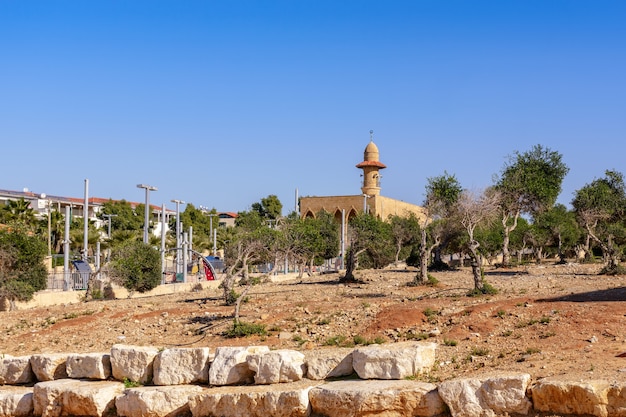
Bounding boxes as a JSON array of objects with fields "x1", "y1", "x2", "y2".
[{"x1": 1, "y1": 341, "x2": 625, "y2": 417}]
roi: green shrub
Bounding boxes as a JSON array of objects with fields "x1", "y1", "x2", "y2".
[
  {"x1": 223, "y1": 321, "x2": 267, "y2": 338},
  {"x1": 109, "y1": 241, "x2": 161, "y2": 293},
  {"x1": 470, "y1": 346, "x2": 489, "y2": 357},
  {"x1": 443, "y1": 338, "x2": 458, "y2": 346},
  {"x1": 426, "y1": 274, "x2": 439, "y2": 286},
  {"x1": 123, "y1": 378, "x2": 140, "y2": 388},
  {"x1": 324, "y1": 335, "x2": 347, "y2": 346},
  {"x1": 467, "y1": 281, "x2": 499, "y2": 297},
  {"x1": 0, "y1": 229, "x2": 48, "y2": 303}
]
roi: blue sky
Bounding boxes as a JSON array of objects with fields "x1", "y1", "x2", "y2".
[{"x1": 2, "y1": 1, "x2": 625, "y2": 214}]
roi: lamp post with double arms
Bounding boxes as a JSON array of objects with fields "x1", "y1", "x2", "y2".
[{"x1": 137, "y1": 184, "x2": 157, "y2": 244}]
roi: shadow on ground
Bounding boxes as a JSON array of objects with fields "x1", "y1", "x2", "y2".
[{"x1": 538, "y1": 287, "x2": 626, "y2": 302}]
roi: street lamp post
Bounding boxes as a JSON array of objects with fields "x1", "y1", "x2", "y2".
[
  {"x1": 208, "y1": 213, "x2": 218, "y2": 255},
  {"x1": 199, "y1": 206, "x2": 218, "y2": 256},
  {"x1": 171, "y1": 199, "x2": 185, "y2": 274},
  {"x1": 103, "y1": 214, "x2": 117, "y2": 263},
  {"x1": 102, "y1": 214, "x2": 117, "y2": 239},
  {"x1": 363, "y1": 194, "x2": 371, "y2": 214},
  {"x1": 40, "y1": 194, "x2": 52, "y2": 256},
  {"x1": 137, "y1": 184, "x2": 157, "y2": 244}
]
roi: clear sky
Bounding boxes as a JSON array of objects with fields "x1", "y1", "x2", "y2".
[{"x1": 2, "y1": 1, "x2": 625, "y2": 214}]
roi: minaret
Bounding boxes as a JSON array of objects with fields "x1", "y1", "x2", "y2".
[{"x1": 356, "y1": 130, "x2": 386, "y2": 196}]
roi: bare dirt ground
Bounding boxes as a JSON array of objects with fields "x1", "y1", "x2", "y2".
[{"x1": 2, "y1": 263, "x2": 626, "y2": 383}]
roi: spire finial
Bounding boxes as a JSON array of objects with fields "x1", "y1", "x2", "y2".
[{"x1": 369, "y1": 130, "x2": 374, "y2": 142}]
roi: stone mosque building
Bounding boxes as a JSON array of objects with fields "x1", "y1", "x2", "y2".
[{"x1": 299, "y1": 133, "x2": 426, "y2": 223}]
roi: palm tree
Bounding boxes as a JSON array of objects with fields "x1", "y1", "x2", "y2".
[{"x1": 0, "y1": 198, "x2": 37, "y2": 230}]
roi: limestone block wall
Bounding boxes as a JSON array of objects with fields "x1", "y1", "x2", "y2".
[{"x1": 1, "y1": 342, "x2": 626, "y2": 417}]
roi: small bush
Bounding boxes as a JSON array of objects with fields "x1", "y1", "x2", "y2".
[
  {"x1": 599, "y1": 264, "x2": 626, "y2": 275},
  {"x1": 470, "y1": 346, "x2": 489, "y2": 357},
  {"x1": 352, "y1": 335, "x2": 369, "y2": 345},
  {"x1": 324, "y1": 335, "x2": 347, "y2": 346},
  {"x1": 223, "y1": 321, "x2": 267, "y2": 338},
  {"x1": 405, "y1": 331, "x2": 430, "y2": 341},
  {"x1": 426, "y1": 274, "x2": 439, "y2": 286},
  {"x1": 443, "y1": 338, "x2": 458, "y2": 346},
  {"x1": 467, "y1": 281, "x2": 499, "y2": 297},
  {"x1": 225, "y1": 289, "x2": 239, "y2": 306},
  {"x1": 123, "y1": 378, "x2": 140, "y2": 388}
]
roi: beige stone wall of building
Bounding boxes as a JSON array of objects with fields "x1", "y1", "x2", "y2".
[
  {"x1": 300, "y1": 195, "x2": 364, "y2": 222},
  {"x1": 300, "y1": 195, "x2": 425, "y2": 223},
  {"x1": 371, "y1": 196, "x2": 426, "y2": 222}
]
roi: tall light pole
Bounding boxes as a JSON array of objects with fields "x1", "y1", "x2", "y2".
[
  {"x1": 171, "y1": 199, "x2": 185, "y2": 274},
  {"x1": 102, "y1": 213, "x2": 117, "y2": 263},
  {"x1": 199, "y1": 206, "x2": 218, "y2": 255},
  {"x1": 83, "y1": 179, "x2": 89, "y2": 261},
  {"x1": 363, "y1": 194, "x2": 371, "y2": 214},
  {"x1": 40, "y1": 193, "x2": 52, "y2": 256},
  {"x1": 102, "y1": 214, "x2": 117, "y2": 239},
  {"x1": 208, "y1": 213, "x2": 217, "y2": 255},
  {"x1": 137, "y1": 184, "x2": 157, "y2": 243}
]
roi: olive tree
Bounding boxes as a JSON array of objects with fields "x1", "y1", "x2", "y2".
[
  {"x1": 414, "y1": 172, "x2": 463, "y2": 285},
  {"x1": 572, "y1": 170, "x2": 626, "y2": 273},
  {"x1": 282, "y1": 211, "x2": 339, "y2": 278},
  {"x1": 494, "y1": 145, "x2": 569, "y2": 267},
  {"x1": 341, "y1": 213, "x2": 393, "y2": 283},
  {"x1": 456, "y1": 188, "x2": 501, "y2": 293}
]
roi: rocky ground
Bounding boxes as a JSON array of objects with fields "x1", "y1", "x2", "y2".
[{"x1": 2, "y1": 262, "x2": 626, "y2": 384}]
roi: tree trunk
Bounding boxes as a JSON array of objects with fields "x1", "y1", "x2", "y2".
[
  {"x1": 394, "y1": 241, "x2": 402, "y2": 266},
  {"x1": 557, "y1": 233, "x2": 566, "y2": 263},
  {"x1": 297, "y1": 261, "x2": 306, "y2": 279},
  {"x1": 341, "y1": 247, "x2": 365, "y2": 283},
  {"x1": 468, "y1": 241, "x2": 483, "y2": 291},
  {"x1": 234, "y1": 284, "x2": 252, "y2": 324},
  {"x1": 414, "y1": 229, "x2": 428, "y2": 285},
  {"x1": 433, "y1": 246, "x2": 443, "y2": 265},
  {"x1": 586, "y1": 225, "x2": 620, "y2": 272},
  {"x1": 501, "y1": 211, "x2": 519, "y2": 267}
]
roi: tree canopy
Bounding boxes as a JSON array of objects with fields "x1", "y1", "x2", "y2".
[
  {"x1": 495, "y1": 144, "x2": 569, "y2": 266},
  {"x1": 0, "y1": 229, "x2": 48, "y2": 306}
]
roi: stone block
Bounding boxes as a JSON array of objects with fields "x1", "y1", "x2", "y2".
[
  {"x1": 437, "y1": 373, "x2": 532, "y2": 417},
  {"x1": 304, "y1": 348, "x2": 354, "y2": 380},
  {"x1": 209, "y1": 346, "x2": 269, "y2": 386},
  {"x1": 608, "y1": 382, "x2": 626, "y2": 417},
  {"x1": 66, "y1": 353, "x2": 111, "y2": 380},
  {"x1": 33, "y1": 379, "x2": 124, "y2": 417},
  {"x1": 0, "y1": 386, "x2": 33, "y2": 417},
  {"x1": 247, "y1": 349, "x2": 306, "y2": 384},
  {"x1": 532, "y1": 377, "x2": 610, "y2": 417},
  {"x1": 352, "y1": 341, "x2": 436, "y2": 380},
  {"x1": 153, "y1": 347, "x2": 210, "y2": 386},
  {"x1": 30, "y1": 354, "x2": 68, "y2": 382},
  {"x1": 116, "y1": 385, "x2": 203, "y2": 417},
  {"x1": 309, "y1": 379, "x2": 445, "y2": 417},
  {"x1": 0, "y1": 355, "x2": 34, "y2": 385},
  {"x1": 110, "y1": 344, "x2": 159, "y2": 385},
  {"x1": 189, "y1": 379, "x2": 317, "y2": 417}
]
